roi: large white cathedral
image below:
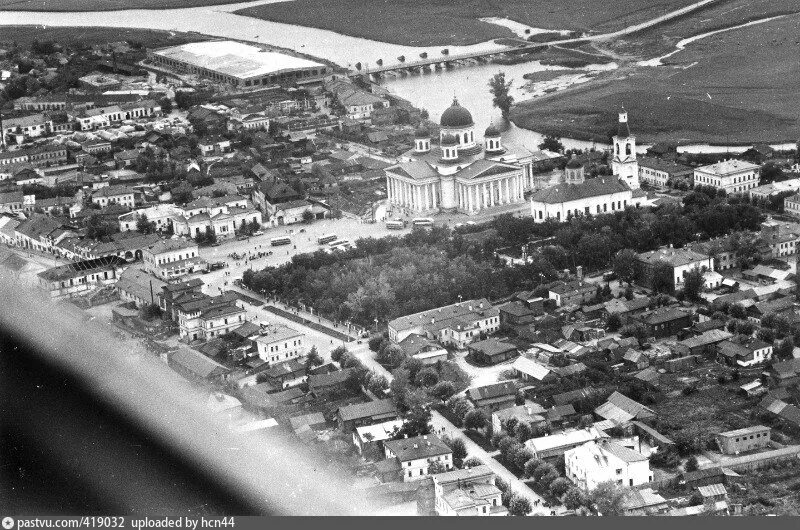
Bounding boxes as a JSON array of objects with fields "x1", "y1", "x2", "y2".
[
  {"x1": 385, "y1": 98, "x2": 527, "y2": 214},
  {"x1": 529, "y1": 109, "x2": 645, "y2": 223}
]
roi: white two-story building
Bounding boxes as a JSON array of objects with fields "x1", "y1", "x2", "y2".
[
  {"x1": 255, "y1": 324, "x2": 306, "y2": 365},
  {"x1": 384, "y1": 434, "x2": 453, "y2": 482},
  {"x1": 565, "y1": 439, "x2": 653, "y2": 491},
  {"x1": 387, "y1": 299, "x2": 499, "y2": 347},
  {"x1": 693, "y1": 159, "x2": 760, "y2": 194}
]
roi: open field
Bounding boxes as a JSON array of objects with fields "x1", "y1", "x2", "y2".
[
  {"x1": 511, "y1": 12, "x2": 800, "y2": 145},
  {"x1": 609, "y1": 0, "x2": 800, "y2": 57},
  {"x1": 0, "y1": 25, "x2": 205, "y2": 47},
  {"x1": 0, "y1": 0, "x2": 237, "y2": 10},
  {"x1": 236, "y1": 0, "x2": 697, "y2": 47}
]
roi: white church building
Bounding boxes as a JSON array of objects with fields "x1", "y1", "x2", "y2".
[
  {"x1": 384, "y1": 98, "x2": 527, "y2": 214},
  {"x1": 529, "y1": 109, "x2": 645, "y2": 223}
]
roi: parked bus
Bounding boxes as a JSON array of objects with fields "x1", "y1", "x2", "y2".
[
  {"x1": 385, "y1": 220, "x2": 404, "y2": 230},
  {"x1": 328, "y1": 239, "x2": 351, "y2": 250},
  {"x1": 270, "y1": 236, "x2": 292, "y2": 246},
  {"x1": 317, "y1": 233, "x2": 338, "y2": 244},
  {"x1": 412, "y1": 217, "x2": 434, "y2": 227}
]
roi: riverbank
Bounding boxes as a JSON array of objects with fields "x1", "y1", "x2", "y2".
[
  {"x1": 0, "y1": 25, "x2": 207, "y2": 47},
  {"x1": 235, "y1": 0, "x2": 697, "y2": 47},
  {"x1": 0, "y1": 0, "x2": 241, "y2": 10},
  {"x1": 511, "y1": 12, "x2": 800, "y2": 145}
]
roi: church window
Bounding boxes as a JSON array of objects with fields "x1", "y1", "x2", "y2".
[
  {"x1": 463, "y1": 133, "x2": 468, "y2": 144},
  {"x1": 626, "y1": 143, "x2": 632, "y2": 156},
  {"x1": 616, "y1": 144, "x2": 620, "y2": 155}
]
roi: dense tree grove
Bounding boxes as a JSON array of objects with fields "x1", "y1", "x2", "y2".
[{"x1": 242, "y1": 188, "x2": 765, "y2": 327}]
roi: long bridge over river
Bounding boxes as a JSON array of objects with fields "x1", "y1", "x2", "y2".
[{"x1": 348, "y1": 0, "x2": 718, "y2": 78}]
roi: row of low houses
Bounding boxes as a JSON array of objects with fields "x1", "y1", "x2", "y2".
[{"x1": 1, "y1": 99, "x2": 162, "y2": 145}]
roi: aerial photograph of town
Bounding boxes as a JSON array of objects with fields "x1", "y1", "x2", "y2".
[{"x1": 1, "y1": 0, "x2": 800, "y2": 520}]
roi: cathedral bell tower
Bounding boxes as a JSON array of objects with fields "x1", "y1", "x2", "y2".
[{"x1": 612, "y1": 108, "x2": 639, "y2": 190}]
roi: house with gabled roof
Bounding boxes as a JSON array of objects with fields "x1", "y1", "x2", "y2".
[
  {"x1": 512, "y1": 356, "x2": 555, "y2": 384},
  {"x1": 765, "y1": 357, "x2": 800, "y2": 387},
  {"x1": 37, "y1": 256, "x2": 127, "y2": 299},
  {"x1": 633, "y1": 307, "x2": 692, "y2": 339},
  {"x1": 467, "y1": 338, "x2": 518, "y2": 365},
  {"x1": 594, "y1": 391, "x2": 655, "y2": 425},
  {"x1": 308, "y1": 367, "x2": 356, "y2": 398},
  {"x1": 525, "y1": 426, "x2": 608, "y2": 460},
  {"x1": 384, "y1": 433, "x2": 453, "y2": 482},
  {"x1": 716, "y1": 336, "x2": 772, "y2": 367},
  {"x1": 465, "y1": 381, "x2": 517, "y2": 411},
  {"x1": 337, "y1": 399, "x2": 400, "y2": 433},
  {"x1": 636, "y1": 247, "x2": 713, "y2": 291},
  {"x1": 565, "y1": 438, "x2": 653, "y2": 491}
]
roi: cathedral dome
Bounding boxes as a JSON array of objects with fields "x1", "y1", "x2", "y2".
[
  {"x1": 440, "y1": 98, "x2": 473, "y2": 128},
  {"x1": 440, "y1": 133, "x2": 458, "y2": 147},
  {"x1": 484, "y1": 124, "x2": 501, "y2": 138}
]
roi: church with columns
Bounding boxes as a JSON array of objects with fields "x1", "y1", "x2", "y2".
[{"x1": 384, "y1": 98, "x2": 527, "y2": 215}]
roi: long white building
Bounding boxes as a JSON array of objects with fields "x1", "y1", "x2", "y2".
[
  {"x1": 529, "y1": 110, "x2": 645, "y2": 223},
  {"x1": 385, "y1": 99, "x2": 526, "y2": 215},
  {"x1": 693, "y1": 159, "x2": 760, "y2": 194}
]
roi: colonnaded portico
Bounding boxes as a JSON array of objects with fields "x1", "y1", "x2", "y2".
[{"x1": 384, "y1": 98, "x2": 527, "y2": 215}]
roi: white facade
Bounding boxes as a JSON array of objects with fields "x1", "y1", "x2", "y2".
[
  {"x1": 119, "y1": 204, "x2": 181, "y2": 232},
  {"x1": 611, "y1": 110, "x2": 639, "y2": 190},
  {"x1": 2, "y1": 114, "x2": 52, "y2": 144},
  {"x1": 565, "y1": 440, "x2": 653, "y2": 491},
  {"x1": 530, "y1": 185, "x2": 635, "y2": 223},
  {"x1": 200, "y1": 308, "x2": 247, "y2": 341},
  {"x1": 385, "y1": 99, "x2": 526, "y2": 215},
  {"x1": 92, "y1": 188, "x2": 135, "y2": 208},
  {"x1": 638, "y1": 164, "x2": 675, "y2": 187},
  {"x1": 255, "y1": 326, "x2": 305, "y2": 365},
  {"x1": 142, "y1": 240, "x2": 201, "y2": 279},
  {"x1": 693, "y1": 159, "x2": 760, "y2": 194},
  {"x1": 383, "y1": 437, "x2": 454, "y2": 482},
  {"x1": 638, "y1": 248, "x2": 714, "y2": 288},
  {"x1": 785, "y1": 194, "x2": 800, "y2": 217},
  {"x1": 738, "y1": 344, "x2": 773, "y2": 367},
  {"x1": 387, "y1": 166, "x2": 525, "y2": 215}
]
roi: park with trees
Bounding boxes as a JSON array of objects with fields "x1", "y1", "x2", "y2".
[{"x1": 242, "y1": 184, "x2": 765, "y2": 329}]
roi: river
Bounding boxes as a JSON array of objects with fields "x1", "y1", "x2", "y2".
[
  {"x1": 0, "y1": 0, "x2": 618, "y2": 152},
  {"x1": 0, "y1": 1, "x2": 794, "y2": 154},
  {"x1": 0, "y1": 0, "x2": 507, "y2": 70},
  {"x1": 378, "y1": 61, "x2": 619, "y2": 153}
]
